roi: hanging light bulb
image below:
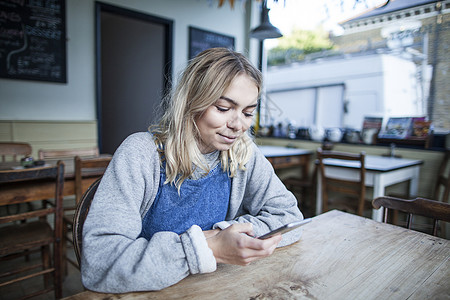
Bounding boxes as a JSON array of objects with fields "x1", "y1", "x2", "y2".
[{"x1": 250, "y1": 2, "x2": 282, "y2": 40}]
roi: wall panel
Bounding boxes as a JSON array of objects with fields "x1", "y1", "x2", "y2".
[{"x1": 0, "y1": 121, "x2": 98, "y2": 158}]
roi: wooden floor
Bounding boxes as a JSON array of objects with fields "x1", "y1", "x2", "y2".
[{"x1": 0, "y1": 246, "x2": 84, "y2": 300}]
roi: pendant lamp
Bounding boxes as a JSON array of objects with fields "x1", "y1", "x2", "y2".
[{"x1": 249, "y1": 3, "x2": 282, "y2": 40}]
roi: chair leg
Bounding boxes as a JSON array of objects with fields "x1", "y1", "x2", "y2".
[
  {"x1": 62, "y1": 222, "x2": 68, "y2": 278},
  {"x1": 42, "y1": 245, "x2": 51, "y2": 289},
  {"x1": 54, "y1": 240, "x2": 63, "y2": 299}
]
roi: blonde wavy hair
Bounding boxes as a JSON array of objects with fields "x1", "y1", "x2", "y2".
[{"x1": 151, "y1": 48, "x2": 262, "y2": 189}]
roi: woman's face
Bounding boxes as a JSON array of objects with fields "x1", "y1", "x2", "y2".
[{"x1": 195, "y1": 74, "x2": 259, "y2": 154}]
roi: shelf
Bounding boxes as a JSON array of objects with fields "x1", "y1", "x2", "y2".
[{"x1": 376, "y1": 136, "x2": 432, "y2": 149}]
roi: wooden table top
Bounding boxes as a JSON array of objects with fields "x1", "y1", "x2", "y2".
[
  {"x1": 0, "y1": 155, "x2": 111, "y2": 178},
  {"x1": 0, "y1": 155, "x2": 111, "y2": 204},
  {"x1": 64, "y1": 210, "x2": 449, "y2": 300}
]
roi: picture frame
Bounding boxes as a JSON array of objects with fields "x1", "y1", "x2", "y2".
[
  {"x1": 188, "y1": 26, "x2": 235, "y2": 59},
  {"x1": 378, "y1": 117, "x2": 412, "y2": 139},
  {"x1": 410, "y1": 117, "x2": 431, "y2": 138},
  {"x1": 362, "y1": 116, "x2": 383, "y2": 131}
]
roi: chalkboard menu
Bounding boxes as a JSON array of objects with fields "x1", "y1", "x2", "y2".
[
  {"x1": 0, "y1": 0, "x2": 66, "y2": 83},
  {"x1": 188, "y1": 26, "x2": 235, "y2": 59}
]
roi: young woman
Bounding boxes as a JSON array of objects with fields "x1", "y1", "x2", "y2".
[{"x1": 81, "y1": 48, "x2": 304, "y2": 293}]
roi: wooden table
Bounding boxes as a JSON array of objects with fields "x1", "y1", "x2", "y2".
[
  {"x1": 316, "y1": 155, "x2": 423, "y2": 222},
  {"x1": 259, "y1": 145, "x2": 313, "y2": 180},
  {"x1": 0, "y1": 156, "x2": 110, "y2": 203},
  {"x1": 63, "y1": 210, "x2": 449, "y2": 300}
]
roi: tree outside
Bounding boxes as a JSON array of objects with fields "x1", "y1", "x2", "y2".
[{"x1": 267, "y1": 27, "x2": 334, "y2": 66}]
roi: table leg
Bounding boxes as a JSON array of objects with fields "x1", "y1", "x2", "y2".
[
  {"x1": 372, "y1": 174, "x2": 385, "y2": 222},
  {"x1": 408, "y1": 166, "x2": 420, "y2": 198},
  {"x1": 316, "y1": 171, "x2": 322, "y2": 215}
]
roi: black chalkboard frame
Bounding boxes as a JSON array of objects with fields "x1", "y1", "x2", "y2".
[
  {"x1": 0, "y1": 0, "x2": 67, "y2": 83},
  {"x1": 188, "y1": 26, "x2": 235, "y2": 59}
]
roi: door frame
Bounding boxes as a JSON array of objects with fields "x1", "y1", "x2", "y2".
[{"x1": 95, "y1": 2, "x2": 173, "y2": 152}]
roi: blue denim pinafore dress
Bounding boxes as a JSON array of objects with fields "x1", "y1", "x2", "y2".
[{"x1": 139, "y1": 163, "x2": 231, "y2": 240}]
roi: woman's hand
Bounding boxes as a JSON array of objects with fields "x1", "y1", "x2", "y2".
[
  {"x1": 203, "y1": 228, "x2": 220, "y2": 239},
  {"x1": 205, "y1": 223, "x2": 282, "y2": 266}
]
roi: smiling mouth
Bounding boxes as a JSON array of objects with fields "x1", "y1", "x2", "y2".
[{"x1": 219, "y1": 133, "x2": 238, "y2": 143}]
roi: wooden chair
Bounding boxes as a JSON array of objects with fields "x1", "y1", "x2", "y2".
[
  {"x1": 390, "y1": 149, "x2": 449, "y2": 203},
  {"x1": 388, "y1": 149, "x2": 449, "y2": 228},
  {"x1": 0, "y1": 142, "x2": 32, "y2": 162},
  {"x1": 74, "y1": 156, "x2": 112, "y2": 203},
  {"x1": 283, "y1": 162, "x2": 317, "y2": 217},
  {"x1": 0, "y1": 162, "x2": 64, "y2": 299},
  {"x1": 64, "y1": 156, "x2": 111, "y2": 269},
  {"x1": 317, "y1": 148, "x2": 370, "y2": 216},
  {"x1": 73, "y1": 178, "x2": 102, "y2": 267},
  {"x1": 372, "y1": 196, "x2": 450, "y2": 236},
  {"x1": 37, "y1": 147, "x2": 102, "y2": 273}
]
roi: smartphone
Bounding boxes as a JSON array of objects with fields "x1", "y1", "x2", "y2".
[{"x1": 257, "y1": 218, "x2": 312, "y2": 239}]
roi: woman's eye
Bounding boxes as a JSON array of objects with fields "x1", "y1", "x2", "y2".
[
  {"x1": 243, "y1": 112, "x2": 254, "y2": 117},
  {"x1": 216, "y1": 106, "x2": 229, "y2": 112}
]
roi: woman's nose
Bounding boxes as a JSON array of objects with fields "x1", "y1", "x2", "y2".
[{"x1": 227, "y1": 113, "x2": 244, "y2": 131}]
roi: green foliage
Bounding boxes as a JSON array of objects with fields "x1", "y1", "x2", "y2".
[{"x1": 268, "y1": 27, "x2": 334, "y2": 66}]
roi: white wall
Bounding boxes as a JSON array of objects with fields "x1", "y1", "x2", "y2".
[
  {"x1": 0, "y1": 0, "x2": 259, "y2": 121},
  {"x1": 381, "y1": 55, "x2": 424, "y2": 117},
  {"x1": 265, "y1": 53, "x2": 424, "y2": 130}
]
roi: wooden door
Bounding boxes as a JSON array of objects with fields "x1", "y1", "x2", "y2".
[{"x1": 96, "y1": 3, "x2": 172, "y2": 154}]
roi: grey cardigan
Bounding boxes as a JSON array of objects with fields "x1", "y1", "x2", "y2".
[{"x1": 81, "y1": 132, "x2": 304, "y2": 293}]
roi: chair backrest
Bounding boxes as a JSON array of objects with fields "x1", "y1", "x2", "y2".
[
  {"x1": 74, "y1": 155, "x2": 112, "y2": 203},
  {"x1": 73, "y1": 177, "x2": 101, "y2": 267},
  {"x1": 0, "y1": 161, "x2": 65, "y2": 298},
  {"x1": 372, "y1": 196, "x2": 450, "y2": 236},
  {"x1": 317, "y1": 148, "x2": 366, "y2": 216},
  {"x1": 432, "y1": 149, "x2": 450, "y2": 203},
  {"x1": 0, "y1": 142, "x2": 32, "y2": 162},
  {"x1": 38, "y1": 147, "x2": 99, "y2": 160}
]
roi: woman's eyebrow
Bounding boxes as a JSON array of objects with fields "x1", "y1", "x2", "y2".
[{"x1": 219, "y1": 96, "x2": 258, "y2": 109}]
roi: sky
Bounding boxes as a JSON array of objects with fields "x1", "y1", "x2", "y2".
[{"x1": 265, "y1": 0, "x2": 389, "y2": 46}]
